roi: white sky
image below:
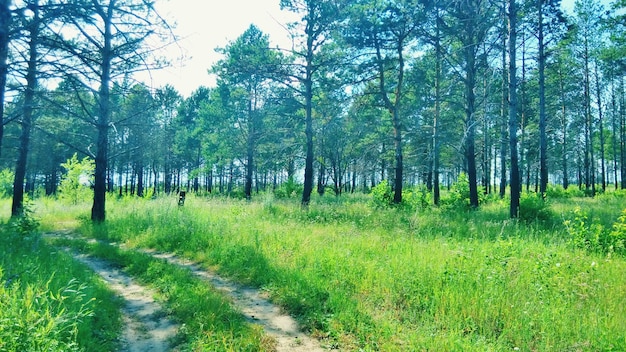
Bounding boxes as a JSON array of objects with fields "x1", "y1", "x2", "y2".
[
  {"x1": 142, "y1": 0, "x2": 614, "y2": 98},
  {"x1": 141, "y1": 0, "x2": 297, "y2": 97}
]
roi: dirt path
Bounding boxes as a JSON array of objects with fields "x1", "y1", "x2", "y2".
[
  {"x1": 70, "y1": 252, "x2": 179, "y2": 352},
  {"x1": 146, "y1": 251, "x2": 325, "y2": 352},
  {"x1": 48, "y1": 232, "x2": 326, "y2": 351}
]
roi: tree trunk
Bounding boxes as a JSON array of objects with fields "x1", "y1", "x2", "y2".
[
  {"x1": 433, "y1": 9, "x2": 442, "y2": 205},
  {"x1": 619, "y1": 76, "x2": 626, "y2": 189},
  {"x1": 136, "y1": 162, "x2": 144, "y2": 197},
  {"x1": 0, "y1": 0, "x2": 10, "y2": 159},
  {"x1": 558, "y1": 65, "x2": 569, "y2": 189},
  {"x1": 594, "y1": 62, "x2": 606, "y2": 192},
  {"x1": 91, "y1": 3, "x2": 115, "y2": 223},
  {"x1": 508, "y1": 0, "x2": 520, "y2": 218},
  {"x1": 245, "y1": 140, "x2": 254, "y2": 200},
  {"x1": 317, "y1": 158, "x2": 326, "y2": 196},
  {"x1": 301, "y1": 31, "x2": 315, "y2": 207},
  {"x1": 482, "y1": 74, "x2": 491, "y2": 194},
  {"x1": 538, "y1": 1, "x2": 548, "y2": 197},
  {"x1": 583, "y1": 36, "x2": 593, "y2": 195},
  {"x1": 499, "y1": 3, "x2": 508, "y2": 199},
  {"x1": 465, "y1": 43, "x2": 479, "y2": 208},
  {"x1": 12, "y1": 1, "x2": 38, "y2": 217},
  {"x1": 611, "y1": 79, "x2": 618, "y2": 189}
]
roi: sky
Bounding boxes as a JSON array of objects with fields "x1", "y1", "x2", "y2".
[
  {"x1": 143, "y1": 0, "x2": 615, "y2": 98},
  {"x1": 142, "y1": 0, "x2": 297, "y2": 97}
]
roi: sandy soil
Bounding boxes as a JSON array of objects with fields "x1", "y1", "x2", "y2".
[
  {"x1": 71, "y1": 252, "x2": 179, "y2": 352},
  {"x1": 147, "y1": 251, "x2": 326, "y2": 352},
  {"x1": 48, "y1": 232, "x2": 326, "y2": 351}
]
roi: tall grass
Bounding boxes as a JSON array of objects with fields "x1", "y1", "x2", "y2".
[
  {"x1": 0, "y1": 202, "x2": 122, "y2": 351},
  {"x1": 41, "y1": 193, "x2": 626, "y2": 351}
]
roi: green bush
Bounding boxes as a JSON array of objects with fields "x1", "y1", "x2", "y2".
[
  {"x1": 441, "y1": 173, "x2": 486, "y2": 210},
  {"x1": 564, "y1": 207, "x2": 626, "y2": 255},
  {"x1": 370, "y1": 180, "x2": 393, "y2": 208},
  {"x1": 564, "y1": 207, "x2": 606, "y2": 253},
  {"x1": 0, "y1": 277, "x2": 93, "y2": 352},
  {"x1": 608, "y1": 209, "x2": 626, "y2": 255},
  {"x1": 274, "y1": 178, "x2": 303, "y2": 199},
  {"x1": 58, "y1": 154, "x2": 94, "y2": 205},
  {"x1": 0, "y1": 169, "x2": 14, "y2": 198},
  {"x1": 402, "y1": 184, "x2": 431, "y2": 210},
  {"x1": 519, "y1": 192, "x2": 553, "y2": 223},
  {"x1": 9, "y1": 199, "x2": 40, "y2": 236}
]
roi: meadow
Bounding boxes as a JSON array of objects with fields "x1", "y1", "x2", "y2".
[{"x1": 1, "y1": 189, "x2": 625, "y2": 351}]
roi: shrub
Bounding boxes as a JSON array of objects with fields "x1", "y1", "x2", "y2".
[
  {"x1": 564, "y1": 207, "x2": 605, "y2": 253},
  {"x1": 441, "y1": 173, "x2": 486, "y2": 210},
  {"x1": 608, "y1": 209, "x2": 626, "y2": 255},
  {"x1": 274, "y1": 178, "x2": 303, "y2": 199},
  {"x1": 370, "y1": 180, "x2": 393, "y2": 208},
  {"x1": 519, "y1": 192, "x2": 553, "y2": 223},
  {"x1": 9, "y1": 199, "x2": 40, "y2": 236},
  {"x1": 0, "y1": 169, "x2": 14, "y2": 198},
  {"x1": 564, "y1": 207, "x2": 626, "y2": 255},
  {"x1": 58, "y1": 154, "x2": 94, "y2": 205},
  {"x1": 402, "y1": 184, "x2": 431, "y2": 210}
]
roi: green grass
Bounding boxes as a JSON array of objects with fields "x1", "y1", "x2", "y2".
[
  {"x1": 0, "y1": 216, "x2": 122, "y2": 351},
  {"x1": 32, "y1": 192, "x2": 626, "y2": 350},
  {"x1": 48, "y1": 236, "x2": 273, "y2": 351}
]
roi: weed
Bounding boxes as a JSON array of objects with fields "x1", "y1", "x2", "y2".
[
  {"x1": 519, "y1": 192, "x2": 553, "y2": 224},
  {"x1": 0, "y1": 224, "x2": 122, "y2": 351},
  {"x1": 33, "y1": 194, "x2": 626, "y2": 351}
]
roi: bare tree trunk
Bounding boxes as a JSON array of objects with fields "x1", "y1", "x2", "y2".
[
  {"x1": 558, "y1": 65, "x2": 569, "y2": 189},
  {"x1": 538, "y1": 0, "x2": 548, "y2": 197},
  {"x1": 583, "y1": 35, "x2": 594, "y2": 195},
  {"x1": 0, "y1": 0, "x2": 10, "y2": 159},
  {"x1": 137, "y1": 162, "x2": 144, "y2": 197},
  {"x1": 619, "y1": 76, "x2": 626, "y2": 189},
  {"x1": 499, "y1": 3, "x2": 508, "y2": 198},
  {"x1": 301, "y1": 31, "x2": 315, "y2": 206},
  {"x1": 12, "y1": 0, "x2": 39, "y2": 217},
  {"x1": 91, "y1": 3, "x2": 115, "y2": 222},
  {"x1": 594, "y1": 61, "x2": 606, "y2": 192},
  {"x1": 482, "y1": 73, "x2": 491, "y2": 194},
  {"x1": 508, "y1": 0, "x2": 520, "y2": 218},
  {"x1": 611, "y1": 79, "x2": 618, "y2": 189},
  {"x1": 465, "y1": 41, "x2": 479, "y2": 208}
]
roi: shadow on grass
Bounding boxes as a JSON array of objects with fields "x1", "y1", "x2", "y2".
[{"x1": 53, "y1": 235, "x2": 272, "y2": 350}]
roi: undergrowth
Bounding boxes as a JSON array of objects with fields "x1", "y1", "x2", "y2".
[
  {"x1": 0, "y1": 205, "x2": 121, "y2": 351},
  {"x1": 48, "y1": 235, "x2": 273, "y2": 351},
  {"x1": 17, "y1": 188, "x2": 626, "y2": 351},
  {"x1": 51, "y1": 193, "x2": 626, "y2": 351}
]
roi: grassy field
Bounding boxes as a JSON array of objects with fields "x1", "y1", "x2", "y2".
[
  {"x1": 0, "y1": 206, "x2": 122, "y2": 351},
  {"x1": 2, "y1": 191, "x2": 626, "y2": 351}
]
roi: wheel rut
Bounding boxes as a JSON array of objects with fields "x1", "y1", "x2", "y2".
[
  {"x1": 47, "y1": 232, "x2": 326, "y2": 352},
  {"x1": 146, "y1": 250, "x2": 325, "y2": 352},
  {"x1": 65, "y1": 250, "x2": 179, "y2": 352}
]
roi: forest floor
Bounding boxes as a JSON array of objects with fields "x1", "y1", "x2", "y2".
[{"x1": 46, "y1": 231, "x2": 324, "y2": 352}]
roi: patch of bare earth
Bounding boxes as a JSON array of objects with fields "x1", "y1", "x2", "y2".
[
  {"x1": 146, "y1": 251, "x2": 326, "y2": 352},
  {"x1": 48, "y1": 232, "x2": 326, "y2": 351},
  {"x1": 45, "y1": 231, "x2": 178, "y2": 352},
  {"x1": 71, "y1": 253, "x2": 179, "y2": 352}
]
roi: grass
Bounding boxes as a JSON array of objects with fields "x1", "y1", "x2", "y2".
[
  {"x1": 48, "y1": 236, "x2": 273, "y2": 351},
  {"x1": 13, "y1": 191, "x2": 626, "y2": 350},
  {"x1": 0, "y1": 215, "x2": 122, "y2": 351}
]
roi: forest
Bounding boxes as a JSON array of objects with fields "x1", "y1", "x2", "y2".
[
  {"x1": 0, "y1": 0, "x2": 626, "y2": 351},
  {"x1": 0, "y1": 0, "x2": 623, "y2": 220}
]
